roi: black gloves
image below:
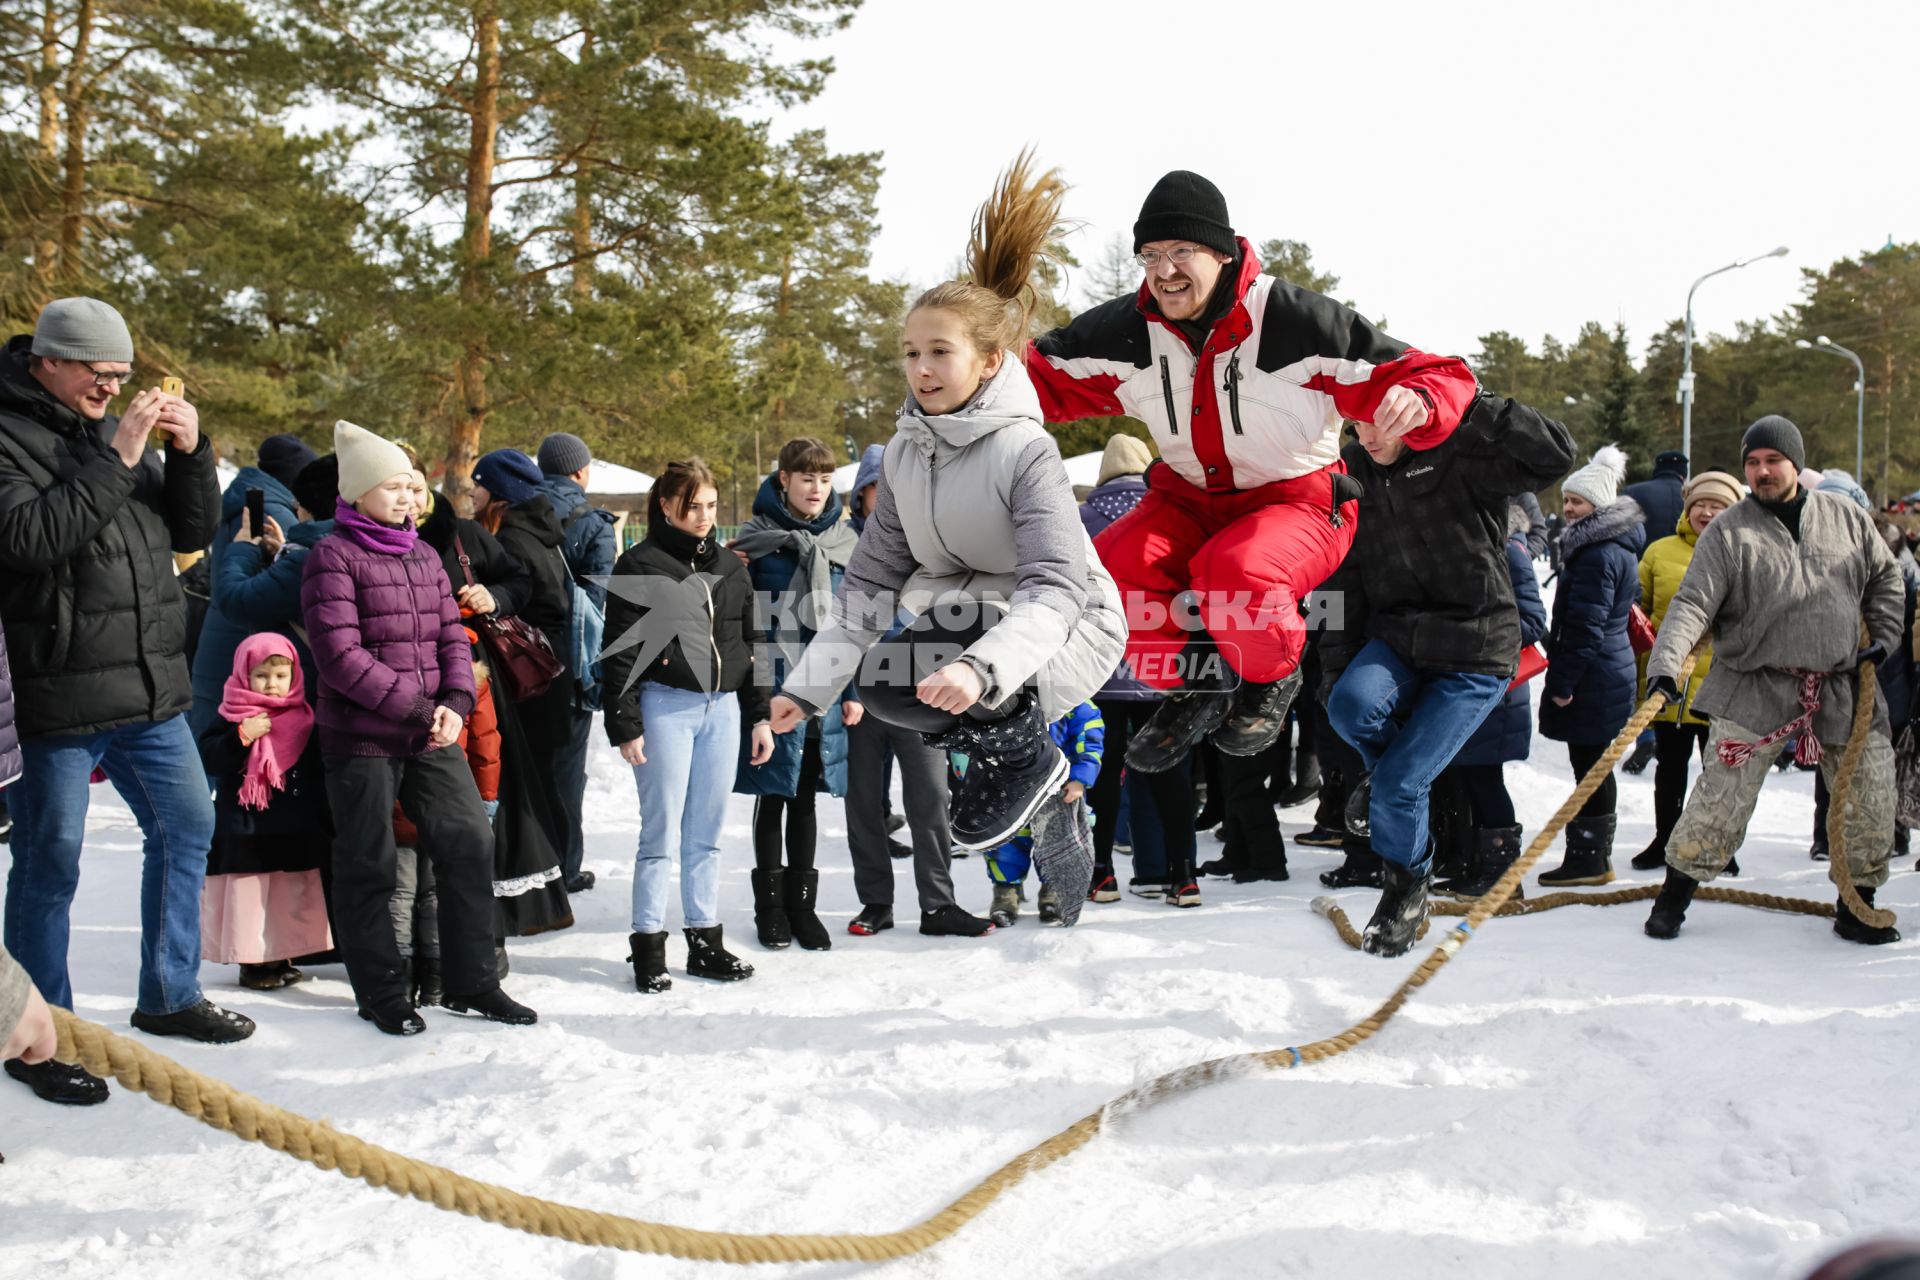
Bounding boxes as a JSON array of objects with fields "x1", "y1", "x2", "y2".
[
  {"x1": 1854, "y1": 642, "x2": 1888, "y2": 672},
  {"x1": 1647, "y1": 675, "x2": 1681, "y2": 705}
]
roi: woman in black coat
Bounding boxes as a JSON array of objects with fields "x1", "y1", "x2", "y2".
[
  {"x1": 1538, "y1": 446, "x2": 1645, "y2": 886},
  {"x1": 407, "y1": 461, "x2": 571, "y2": 940},
  {"x1": 469, "y1": 451, "x2": 578, "y2": 937}
]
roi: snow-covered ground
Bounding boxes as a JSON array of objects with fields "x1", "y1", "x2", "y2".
[{"x1": 4, "y1": 664, "x2": 1915, "y2": 1277}]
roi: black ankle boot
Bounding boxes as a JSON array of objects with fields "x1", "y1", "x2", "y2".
[
  {"x1": 685, "y1": 925, "x2": 754, "y2": 981},
  {"x1": 751, "y1": 867, "x2": 791, "y2": 949},
  {"x1": 1539, "y1": 815, "x2": 1617, "y2": 886},
  {"x1": 1212, "y1": 670, "x2": 1302, "y2": 758},
  {"x1": 785, "y1": 869, "x2": 832, "y2": 951},
  {"x1": 1629, "y1": 838, "x2": 1667, "y2": 872},
  {"x1": 628, "y1": 931, "x2": 672, "y2": 993},
  {"x1": 412, "y1": 953, "x2": 444, "y2": 1007},
  {"x1": 938, "y1": 694, "x2": 1068, "y2": 851},
  {"x1": 1362, "y1": 859, "x2": 1431, "y2": 957},
  {"x1": 1437, "y1": 825, "x2": 1525, "y2": 900},
  {"x1": 1644, "y1": 866, "x2": 1699, "y2": 939},
  {"x1": 1834, "y1": 886, "x2": 1902, "y2": 945}
]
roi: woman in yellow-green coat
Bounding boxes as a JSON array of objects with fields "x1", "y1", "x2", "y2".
[{"x1": 1630, "y1": 471, "x2": 1743, "y2": 870}]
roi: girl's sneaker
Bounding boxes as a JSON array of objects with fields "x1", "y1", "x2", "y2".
[
  {"x1": 1088, "y1": 871, "x2": 1120, "y2": 903},
  {"x1": 1166, "y1": 879, "x2": 1203, "y2": 908},
  {"x1": 918, "y1": 905, "x2": 995, "y2": 937},
  {"x1": 1128, "y1": 878, "x2": 1168, "y2": 899}
]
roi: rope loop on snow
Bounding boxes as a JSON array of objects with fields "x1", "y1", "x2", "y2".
[{"x1": 44, "y1": 643, "x2": 1892, "y2": 1264}]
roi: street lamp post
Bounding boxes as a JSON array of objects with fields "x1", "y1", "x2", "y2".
[
  {"x1": 1794, "y1": 336, "x2": 1866, "y2": 479},
  {"x1": 1679, "y1": 246, "x2": 1790, "y2": 462}
]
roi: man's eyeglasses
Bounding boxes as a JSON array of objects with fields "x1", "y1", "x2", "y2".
[
  {"x1": 80, "y1": 362, "x2": 135, "y2": 388},
  {"x1": 1135, "y1": 245, "x2": 1201, "y2": 269}
]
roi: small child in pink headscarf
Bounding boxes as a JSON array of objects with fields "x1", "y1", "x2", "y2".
[{"x1": 199, "y1": 633, "x2": 334, "y2": 990}]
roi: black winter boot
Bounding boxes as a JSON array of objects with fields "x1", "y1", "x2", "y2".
[
  {"x1": 1621, "y1": 735, "x2": 1656, "y2": 775},
  {"x1": 1320, "y1": 838, "x2": 1384, "y2": 888},
  {"x1": 1126, "y1": 637, "x2": 1234, "y2": 774},
  {"x1": 412, "y1": 953, "x2": 444, "y2": 1007},
  {"x1": 628, "y1": 931, "x2": 672, "y2": 993},
  {"x1": 785, "y1": 869, "x2": 831, "y2": 951},
  {"x1": 751, "y1": 867, "x2": 792, "y2": 950},
  {"x1": 1538, "y1": 815, "x2": 1617, "y2": 887},
  {"x1": 357, "y1": 1002, "x2": 426, "y2": 1036},
  {"x1": 1344, "y1": 773, "x2": 1373, "y2": 838},
  {"x1": 1834, "y1": 887, "x2": 1902, "y2": 945},
  {"x1": 1629, "y1": 839, "x2": 1666, "y2": 872},
  {"x1": 1437, "y1": 825, "x2": 1526, "y2": 900},
  {"x1": 1274, "y1": 743, "x2": 1321, "y2": 809},
  {"x1": 1211, "y1": 670, "x2": 1302, "y2": 758},
  {"x1": 1232, "y1": 835, "x2": 1289, "y2": 883},
  {"x1": 1643, "y1": 867, "x2": 1699, "y2": 939},
  {"x1": 685, "y1": 925, "x2": 754, "y2": 981},
  {"x1": 934, "y1": 693, "x2": 1069, "y2": 851},
  {"x1": 1361, "y1": 860, "x2": 1431, "y2": 957}
]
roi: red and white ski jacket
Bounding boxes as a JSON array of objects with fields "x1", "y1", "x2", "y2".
[{"x1": 1026, "y1": 240, "x2": 1477, "y2": 493}]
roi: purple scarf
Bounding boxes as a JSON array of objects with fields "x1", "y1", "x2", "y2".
[{"x1": 334, "y1": 498, "x2": 418, "y2": 555}]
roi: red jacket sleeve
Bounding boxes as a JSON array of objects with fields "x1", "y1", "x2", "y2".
[
  {"x1": 464, "y1": 675, "x2": 502, "y2": 803},
  {"x1": 1307, "y1": 349, "x2": 1478, "y2": 450},
  {"x1": 1024, "y1": 340, "x2": 1128, "y2": 424}
]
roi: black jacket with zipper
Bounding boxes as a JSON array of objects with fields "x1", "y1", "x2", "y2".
[
  {"x1": 0, "y1": 335, "x2": 222, "y2": 736},
  {"x1": 601, "y1": 521, "x2": 770, "y2": 745},
  {"x1": 1318, "y1": 392, "x2": 1576, "y2": 689}
]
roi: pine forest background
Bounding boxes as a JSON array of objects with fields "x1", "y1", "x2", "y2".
[{"x1": 3, "y1": 0, "x2": 1915, "y2": 514}]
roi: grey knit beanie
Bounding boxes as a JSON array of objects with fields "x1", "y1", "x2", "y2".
[
  {"x1": 32, "y1": 298, "x2": 133, "y2": 363},
  {"x1": 1741, "y1": 415, "x2": 1806, "y2": 472},
  {"x1": 536, "y1": 432, "x2": 592, "y2": 477}
]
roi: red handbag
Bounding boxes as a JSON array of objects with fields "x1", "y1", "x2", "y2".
[
  {"x1": 1509, "y1": 644, "x2": 1548, "y2": 690},
  {"x1": 454, "y1": 534, "x2": 564, "y2": 701},
  {"x1": 1627, "y1": 604, "x2": 1657, "y2": 655}
]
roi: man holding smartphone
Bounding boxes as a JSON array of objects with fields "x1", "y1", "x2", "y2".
[{"x1": 0, "y1": 297, "x2": 247, "y2": 1109}]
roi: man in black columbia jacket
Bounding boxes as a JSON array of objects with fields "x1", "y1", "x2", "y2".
[
  {"x1": 1319, "y1": 393, "x2": 1575, "y2": 956},
  {"x1": 0, "y1": 298, "x2": 253, "y2": 1108}
]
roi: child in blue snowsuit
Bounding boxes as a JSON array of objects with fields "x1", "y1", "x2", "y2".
[{"x1": 986, "y1": 702, "x2": 1103, "y2": 927}]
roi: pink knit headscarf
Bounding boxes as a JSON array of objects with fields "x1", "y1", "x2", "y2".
[{"x1": 217, "y1": 633, "x2": 315, "y2": 811}]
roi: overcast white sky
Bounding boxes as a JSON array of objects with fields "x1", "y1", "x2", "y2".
[{"x1": 773, "y1": 0, "x2": 1915, "y2": 362}]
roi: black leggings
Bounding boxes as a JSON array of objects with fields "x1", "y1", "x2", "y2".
[
  {"x1": 1566, "y1": 742, "x2": 1618, "y2": 821},
  {"x1": 1084, "y1": 697, "x2": 1197, "y2": 878},
  {"x1": 754, "y1": 731, "x2": 823, "y2": 873},
  {"x1": 1650, "y1": 722, "x2": 1709, "y2": 852},
  {"x1": 1454, "y1": 763, "x2": 1517, "y2": 829}
]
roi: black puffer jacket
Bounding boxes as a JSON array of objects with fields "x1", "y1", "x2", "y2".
[
  {"x1": 417, "y1": 496, "x2": 533, "y2": 618},
  {"x1": 0, "y1": 336, "x2": 221, "y2": 736},
  {"x1": 1320, "y1": 392, "x2": 1575, "y2": 686},
  {"x1": 601, "y1": 520, "x2": 770, "y2": 745}
]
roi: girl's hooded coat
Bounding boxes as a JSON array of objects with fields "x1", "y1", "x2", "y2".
[
  {"x1": 732, "y1": 472, "x2": 856, "y2": 798},
  {"x1": 1542, "y1": 495, "x2": 1646, "y2": 744},
  {"x1": 1637, "y1": 510, "x2": 1715, "y2": 726},
  {"x1": 781, "y1": 357, "x2": 1127, "y2": 722}
]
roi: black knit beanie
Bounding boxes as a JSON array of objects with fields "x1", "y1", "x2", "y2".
[
  {"x1": 1132, "y1": 171, "x2": 1236, "y2": 256},
  {"x1": 1741, "y1": 415, "x2": 1806, "y2": 472},
  {"x1": 291, "y1": 454, "x2": 338, "y2": 520}
]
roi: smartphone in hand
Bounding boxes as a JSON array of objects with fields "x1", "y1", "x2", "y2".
[
  {"x1": 246, "y1": 488, "x2": 265, "y2": 538},
  {"x1": 154, "y1": 377, "x2": 184, "y2": 449}
]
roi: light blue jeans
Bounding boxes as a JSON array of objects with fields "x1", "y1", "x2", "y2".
[{"x1": 630, "y1": 686, "x2": 740, "y2": 934}]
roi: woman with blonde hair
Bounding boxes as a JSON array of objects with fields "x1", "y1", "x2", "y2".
[{"x1": 769, "y1": 152, "x2": 1127, "y2": 935}]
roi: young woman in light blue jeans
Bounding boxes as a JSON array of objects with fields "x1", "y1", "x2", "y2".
[{"x1": 599, "y1": 459, "x2": 773, "y2": 992}]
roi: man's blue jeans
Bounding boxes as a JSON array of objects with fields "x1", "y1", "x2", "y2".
[
  {"x1": 1328, "y1": 640, "x2": 1508, "y2": 874},
  {"x1": 4, "y1": 714, "x2": 216, "y2": 1014}
]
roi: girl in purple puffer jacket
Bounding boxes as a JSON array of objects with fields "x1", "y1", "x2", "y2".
[{"x1": 299, "y1": 419, "x2": 536, "y2": 1037}]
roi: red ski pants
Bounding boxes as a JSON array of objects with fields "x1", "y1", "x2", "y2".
[{"x1": 1093, "y1": 462, "x2": 1356, "y2": 689}]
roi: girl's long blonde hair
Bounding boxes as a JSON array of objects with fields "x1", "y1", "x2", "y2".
[{"x1": 910, "y1": 148, "x2": 1070, "y2": 356}]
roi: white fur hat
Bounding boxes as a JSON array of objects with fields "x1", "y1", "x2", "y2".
[
  {"x1": 1563, "y1": 444, "x2": 1628, "y2": 509},
  {"x1": 334, "y1": 419, "x2": 414, "y2": 504}
]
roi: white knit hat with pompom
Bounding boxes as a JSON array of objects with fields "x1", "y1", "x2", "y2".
[{"x1": 1563, "y1": 444, "x2": 1628, "y2": 508}]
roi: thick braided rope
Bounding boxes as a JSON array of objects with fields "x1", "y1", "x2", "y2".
[
  {"x1": 44, "y1": 651, "x2": 1820, "y2": 1267},
  {"x1": 1825, "y1": 638, "x2": 1895, "y2": 928}
]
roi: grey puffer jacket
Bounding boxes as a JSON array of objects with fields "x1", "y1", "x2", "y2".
[{"x1": 782, "y1": 357, "x2": 1126, "y2": 721}]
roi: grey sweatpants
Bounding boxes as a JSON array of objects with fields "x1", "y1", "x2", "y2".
[{"x1": 845, "y1": 714, "x2": 955, "y2": 914}]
